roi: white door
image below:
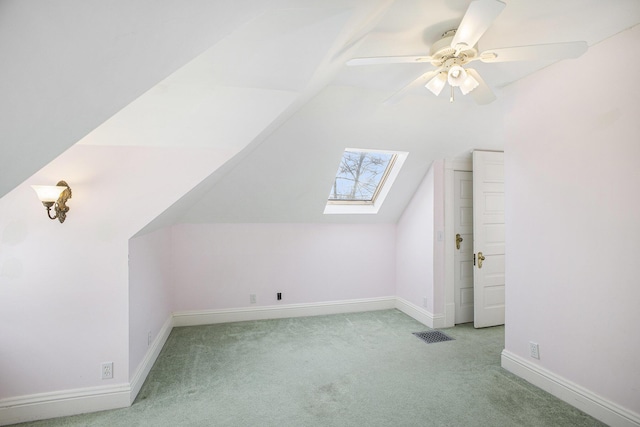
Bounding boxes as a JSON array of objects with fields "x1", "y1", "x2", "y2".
[
  {"x1": 454, "y1": 171, "x2": 474, "y2": 324},
  {"x1": 472, "y1": 151, "x2": 505, "y2": 328}
]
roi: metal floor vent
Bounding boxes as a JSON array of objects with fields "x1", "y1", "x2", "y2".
[{"x1": 413, "y1": 330, "x2": 454, "y2": 344}]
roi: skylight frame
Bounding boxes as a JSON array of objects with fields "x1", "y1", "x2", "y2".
[
  {"x1": 324, "y1": 148, "x2": 408, "y2": 215},
  {"x1": 327, "y1": 151, "x2": 398, "y2": 205}
]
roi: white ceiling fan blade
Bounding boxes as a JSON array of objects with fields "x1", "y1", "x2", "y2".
[
  {"x1": 451, "y1": 0, "x2": 506, "y2": 49},
  {"x1": 347, "y1": 55, "x2": 433, "y2": 66},
  {"x1": 480, "y1": 41, "x2": 588, "y2": 63},
  {"x1": 384, "y1": 69, "x2": 440, "y2": 105},
  {"x1": 465, "y1": 68, "x2": 495, "y2": 105}
]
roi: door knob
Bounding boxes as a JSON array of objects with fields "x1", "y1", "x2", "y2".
[
  {"x1": 477, "y1": 252, "x2": 485, "y2": 268},
  {"x1": 456, "y1": 233, "x2": 463, "y2": 250}
]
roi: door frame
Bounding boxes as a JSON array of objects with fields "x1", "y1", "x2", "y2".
[{"x1": 443, "y1": 157, "x2": 472, "y2": 328}]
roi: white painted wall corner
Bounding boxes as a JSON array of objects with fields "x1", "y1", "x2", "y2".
[
  {"x1": 501, "y1": 350, "x2": 640, "y2": 427},
  {"x1": 129, "y1": 315, "x2": 173, "y2": 403},
  {"x1": 395, "y1": 297, "x2": 445, "y2": 329}
]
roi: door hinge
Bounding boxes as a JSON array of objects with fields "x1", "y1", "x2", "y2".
[{"x1": 473, "y1": 253, "x2": 476, "y2": 266}]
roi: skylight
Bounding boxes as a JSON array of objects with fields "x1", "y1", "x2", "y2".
[
  {"x1": 325, "y1": 148, "x2": 407, "y2": 215},
  {"x1": 328, "y1": 150, "x2": 396, "y2": 203}
]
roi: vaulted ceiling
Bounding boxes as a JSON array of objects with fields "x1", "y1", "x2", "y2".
[{"x1": 2, "y1": 0, "x2": 638, "y2": 227}]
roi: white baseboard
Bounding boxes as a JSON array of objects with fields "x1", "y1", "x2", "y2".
[
  {"x1": 172, "y1": 296, "x2": 396, "y2": 327},
  {"x1": 501, "y1": 350, "x2": 640, "y2": 427},
  {"x1": 0, "y1": 297, "x2": 396, "y2": 426},
  {"x1": 0, "y1": 384, "x2": 130, "y2": 426},
  {"x1": 129, "y1": 315, "x2": 173, "y2": 404},
  {"x1": 395, "y1": 297, "x2": 445, "y2": 329},
  {"x1": 16, "y1": 301, "x2": 634, "y2": 427}
]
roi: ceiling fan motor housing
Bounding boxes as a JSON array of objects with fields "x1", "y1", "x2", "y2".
[{"x1": 429, "y1": 30, "x2": 477, "y2": 70}]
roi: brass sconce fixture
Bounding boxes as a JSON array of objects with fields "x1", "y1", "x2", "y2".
[{"x1": 31, "y1": 181, "x2": 72, "y2": 223}]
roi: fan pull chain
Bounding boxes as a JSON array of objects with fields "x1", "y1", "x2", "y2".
[{"x1": 450, "y1": 86, "x2": 455, "y2": 103}]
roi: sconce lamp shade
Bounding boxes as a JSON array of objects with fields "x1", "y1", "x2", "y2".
[
  {"x1": 31, "y1": 180, "x2": 72, "y2": 223},
  {"x1": 31, "y1": 185, "x2": 67, "y2": 203}
]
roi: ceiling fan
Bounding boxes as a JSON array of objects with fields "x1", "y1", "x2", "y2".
[{"x1": 347, "y1": 0, "x2": 587, "y2": 105}]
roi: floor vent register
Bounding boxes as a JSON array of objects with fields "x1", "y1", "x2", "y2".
[{"x1": 412, "y1": 330, "x2": 455, "y2": 344}]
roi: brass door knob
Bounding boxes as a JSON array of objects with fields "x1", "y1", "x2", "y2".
[
  {"x1": 456, "y1": 233, "x2": 463, "y2": 250},
  {"x1": 477, "y1": 252, "x2": 485, "y2": 268}
]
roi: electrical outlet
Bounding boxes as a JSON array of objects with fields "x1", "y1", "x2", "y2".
[
  {"x1": 102, "y1": 362, "x2": 113, "y2": 379},
  {"x1": 250, "y1": 294, "x2": 256, "y2": 304},
  {"x1": 529, "y1": 342, "x2": 540, "y2": 359},
  {"x1": 277, "y1": 292, "x2": 282, "y2": 300}
]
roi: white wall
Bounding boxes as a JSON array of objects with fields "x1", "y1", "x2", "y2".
[
  {"x1": 128, "y1": 228, "x2": 173, "y2": 381},
  {"x1": 0, "y1": 144, "x2": 235, "y2": 400},
  {"x1": 396, "y1": 160, "x2": 445, "y2": 314},
  {"x1": 171, "y1": 223, "x2": 396, "y2": 311},
  {"x1": 503, "y1": 25, "x2": 640, "y2": 416}
]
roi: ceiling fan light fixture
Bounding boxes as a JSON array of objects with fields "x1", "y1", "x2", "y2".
[
  {"x1": 447, "y1": 65, "x2": 468, "y2": 87},
  {"x1": 460, "y1": 72, "x2": 480, "y2": 95},
  {"x1": 425, "y1": 73, "x2": 447, "y2": 96}
]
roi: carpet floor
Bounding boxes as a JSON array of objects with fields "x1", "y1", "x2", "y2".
[{"x1": 13, "y1": 309, "x2": 604, "y2": 426}]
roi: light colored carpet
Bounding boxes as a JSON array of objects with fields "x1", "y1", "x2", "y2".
[{"x1": 13, "y1": 309, "x2": 604, "y2": 426}]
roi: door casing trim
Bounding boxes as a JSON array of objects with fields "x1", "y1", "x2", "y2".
[{"x1": 443, "y1": 157, "x2": 472, "y2": 327}]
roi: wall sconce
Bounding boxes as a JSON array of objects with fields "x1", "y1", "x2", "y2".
[{"x1": 31, "y1": 181, "x2": 72, "y2": 223}]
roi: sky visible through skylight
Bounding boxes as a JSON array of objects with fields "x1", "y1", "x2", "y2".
[{"x1": 329, "y1": 150, "x2": 395, "y2": 202}]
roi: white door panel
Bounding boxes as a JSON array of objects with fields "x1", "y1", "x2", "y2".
[
  {"x1": 473, "y1": 151, "x2": 505, "y2": 328},
  {"x1": 481, "y1": 224, "x2": 505, "y2": 253}
]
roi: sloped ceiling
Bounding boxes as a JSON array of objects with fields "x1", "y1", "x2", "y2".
[
  {"x1": 2, "y1": 0, "x2": 639, "y2": 227},
  {"x1": 166, "y1": 0, "x2": 640, "y2": 224},
  {"x1": 77, "y1": 6, "x2": 358, "y2": 149},
  {"x1": 173, "y1": 85, "x2": 506, "y2": 224},
  {"x1": 0, "y1": 0, "x2": 292, "y2": 197}
]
